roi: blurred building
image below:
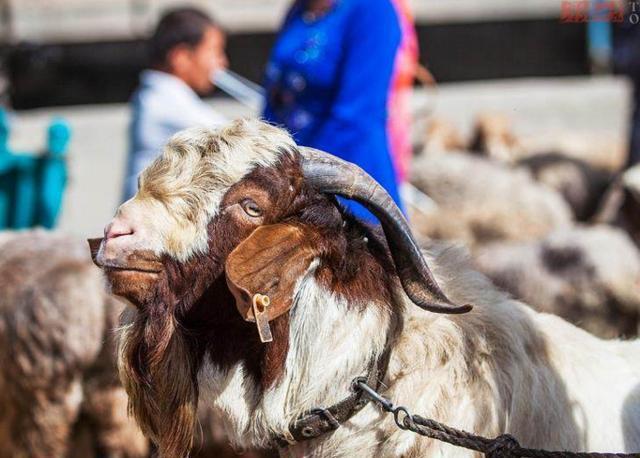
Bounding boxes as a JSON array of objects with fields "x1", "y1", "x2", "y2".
[{"x1": 0, "y1": 0, "x2": 587, "y2": 109}]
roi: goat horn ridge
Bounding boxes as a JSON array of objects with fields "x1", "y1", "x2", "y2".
[{"x1": 299, "y1": 147, "x2": 473, "y2": 315}]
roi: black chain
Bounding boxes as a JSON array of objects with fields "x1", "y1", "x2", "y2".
[{"x1": 352, "y1": 378, "x2": 639, "y2": 458}]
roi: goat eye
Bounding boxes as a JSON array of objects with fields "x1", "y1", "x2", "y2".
[{"x1": 241, "y1": 199, "x2": 262, "y2": 217}]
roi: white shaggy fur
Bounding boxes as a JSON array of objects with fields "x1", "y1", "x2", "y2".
[
  {"x1": 474, "y1": 225, "x2": 640, "y2": 338},
  {"x1": 410, "y1": 151, "x2": 572, "y2": 247},
  {"x1": 199, "y1": 246, "x2": 640, "y2": 457}
]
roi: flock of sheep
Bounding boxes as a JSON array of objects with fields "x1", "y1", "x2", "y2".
[
  {"x1": 412, "y1": 114, "x2": 640, "y2": 339},
  {"x1": 0, "y1": 114, "x2": 638, "y2": 457}
]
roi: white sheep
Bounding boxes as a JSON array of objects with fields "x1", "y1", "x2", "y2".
[
  {"x1": 474, "y1": 225, "x2": 640, "y2": 338},
  {"x1": 410, "y1": 151, "x2": 573, "y2": 247}
]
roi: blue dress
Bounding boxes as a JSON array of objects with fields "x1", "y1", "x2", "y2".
[{"x1": 263, "y1": 0, "x2": 403, "y2": 219}]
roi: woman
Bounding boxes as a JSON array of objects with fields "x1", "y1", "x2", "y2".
[{"x1": 263, "y1": 0, "x2": 415, "y2": 218}]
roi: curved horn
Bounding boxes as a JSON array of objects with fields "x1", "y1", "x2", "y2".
[{"x1": 300, "y1": 147, "x2": 472, "y2": 315}]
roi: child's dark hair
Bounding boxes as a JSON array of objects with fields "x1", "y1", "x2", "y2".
[{"x1": 149, "y1": 7, "x2": 218, "y2": 67}]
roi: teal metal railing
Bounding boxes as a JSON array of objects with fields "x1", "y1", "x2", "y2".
[{"x1": 0, "y1": 109, "x2": 71, "y2": 229}]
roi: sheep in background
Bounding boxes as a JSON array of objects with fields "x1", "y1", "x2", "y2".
[
  {"x1": 468, "y1": 112, "x2": 522, "y2": 162},
  {"x1": 410, "y1": 151, "x2": 572, "y2": 247},
  {"x1": 517, "y1": 153, "x2": 613, "y2": 221},
  {"x1": 462, "y1": 113, "x2": 615, "y2": 220},
  {"x1": 0, "y1": 230, "x2": 148, "y2": 458},
  {"x1": 420, "y1": 117, "x2": 466, "y2": 155},
  {"x1": 474, "y1": 225, "x2": 640, "y2": 338},
  {"x1": 467, "y1": 112, "x2": 627, "y2": 174},
  {"x1": 595, "y1": 164, "x2": 640, "y2": 246},
  {"x1": 521, "y1": 132, "x2": 628, "y2": 175}
]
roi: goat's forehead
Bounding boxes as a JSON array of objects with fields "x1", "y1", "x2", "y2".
[{"x1": 139, "y1": 122, "x2": 297, "y2": 201}]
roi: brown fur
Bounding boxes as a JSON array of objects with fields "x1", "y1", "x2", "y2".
[
  {"x1": 225, "y1": 223, "x2": 322, "y2": 323},
  {"x1": 119, "y1": 309, "x2": 199, "y2": 457},
  {"x1": 620, "y1": 188, "x2": 640, "y2": 244}
]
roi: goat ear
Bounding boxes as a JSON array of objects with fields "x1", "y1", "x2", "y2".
[
  {"x1": 87, "y1": 238, "x2": 103, "y2": 267},
  {"x1": 225, "y1": 223, "x2": 319, "y2": 325}
]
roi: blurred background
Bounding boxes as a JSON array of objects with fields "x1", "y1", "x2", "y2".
[{"x1": 0, "y1": 0, "x2": 629, "y2": 237}]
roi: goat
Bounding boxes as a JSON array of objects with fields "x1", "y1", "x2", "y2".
[
  {"x1": 90, "y1": 119, "x2": 640, "y2": 457},
  {"x1": 473, "y1": 225, "x2": 640, "y2": 338},
  {"x1": 410, "y1": 151, "x2": 572, "y2": 247},
  {"x1": 0, "y1": 230, "x2": 148, "y2": 458}
]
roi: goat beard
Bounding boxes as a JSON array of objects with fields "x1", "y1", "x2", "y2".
[{"x1": 117, "y1": 299, "x2": 199, "y2": 458}]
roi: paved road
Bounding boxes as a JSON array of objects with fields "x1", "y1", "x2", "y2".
[{"x1": 5, "y1": 75, "x2": 632, "y2": 239}]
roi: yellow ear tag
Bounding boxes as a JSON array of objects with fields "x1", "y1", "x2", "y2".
[{"x1": 252, "y1": 294, "x2": 273, "y2": 343}]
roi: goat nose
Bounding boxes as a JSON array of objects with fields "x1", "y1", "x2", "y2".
[{"x1": 104, "y1": 219, "x2": 134, "y2": 240}]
